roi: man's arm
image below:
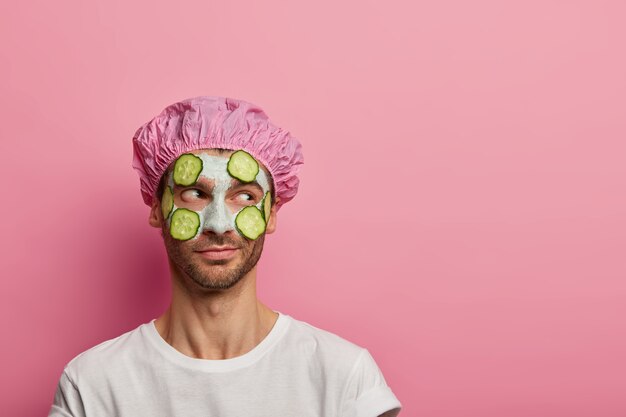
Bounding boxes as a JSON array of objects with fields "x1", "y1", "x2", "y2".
[
  {"x1": 342, "y1": 349, "x2": 402, "y2": 417},
  {"x1": 379, "y1": 408, "x2": 401, "y2": 417},
  {"x1": 48, "y1": 369, "x2": 86, "y2": 417}
]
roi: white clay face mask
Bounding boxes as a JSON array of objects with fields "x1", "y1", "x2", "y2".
[{"x1": 160, "y1": 150, "x2": 273, "y2": 241}]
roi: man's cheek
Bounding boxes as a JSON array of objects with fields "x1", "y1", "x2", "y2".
[{"x1": 166, "y1": 207, "x2": 201, "y2": 241}]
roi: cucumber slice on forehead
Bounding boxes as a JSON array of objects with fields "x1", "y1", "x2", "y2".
[
  {"x1": 161, "y1": 185, "x2": 174, "y2": 220},
  {"x1": 170, "y1": 208, "x2": 200, "y2": 240},
  {"x1": 227, "y1": 150, "x2": 259, "y2": 182},
  {"x1": 235, "y1": 206, "x2": 266, "y2": 240},
  {"x1": 173, "y1": 153, "x2": 203, "y2": 186}
]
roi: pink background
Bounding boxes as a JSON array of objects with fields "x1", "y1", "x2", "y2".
[{"x1": 1, "y1": 0, "x2": 625, "y2": 415}]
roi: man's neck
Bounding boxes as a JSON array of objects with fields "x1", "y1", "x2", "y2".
[{"x1": 154, "y1": 270, "x2": 279, "y2": 360}]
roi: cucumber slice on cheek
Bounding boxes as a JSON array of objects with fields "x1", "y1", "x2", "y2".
[
  {"x1": 161, "y1": 185, "x2": 174, "y2": 220},
  {"x1": 262, "y1": 191, "x2": 271, "y2": 223},
  {"x1": 170, "y1": 208, "x2": 201, "y2": 241},
  {"x1": 173, "y1": 153, "x2": 203, "y2": 186},
  {"x1": 234, "y1": 206, "x2": 266, "y2": 240}
]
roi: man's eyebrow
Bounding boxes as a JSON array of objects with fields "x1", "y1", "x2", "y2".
[
  {"x1": 229, "y1": 178, "x2": 263, "y2": 192},
  {"x1": 174, "y1": 178, "x2": 263, "y2": 192}
]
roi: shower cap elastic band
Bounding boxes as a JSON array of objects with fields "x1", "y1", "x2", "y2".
[{"x1": 131, "y1": 96, "x2": 304, "y2": 213}]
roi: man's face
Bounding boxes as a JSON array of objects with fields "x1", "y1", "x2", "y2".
[{"x1": 153, "y1": 148, "x2": 275, "y2": 291}]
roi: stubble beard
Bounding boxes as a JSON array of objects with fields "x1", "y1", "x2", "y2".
[{"x1": 161, "y1": 228, "x2": 266, "y2": 291}]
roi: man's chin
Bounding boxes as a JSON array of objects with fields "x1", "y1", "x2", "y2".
[
  {"x1": 188, "y1": 259, "x2": 246, "y2": 284},
  {"x1": 189, "y1": 273, "x2": 244, "y2": 291}
]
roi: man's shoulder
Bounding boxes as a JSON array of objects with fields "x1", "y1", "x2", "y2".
[
  {"x1": 283, "y1": 313, "x2": 366, "y2": 362},
  {"x1": 283, "y1": 315, "x2": 402, "y2": 416},
  {"x1": 62, "y1": 322, "x2": 145, "y2": 384}
]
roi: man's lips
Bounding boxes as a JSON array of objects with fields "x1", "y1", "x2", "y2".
[
  {"x1": 197, "y1": 246, "x2": 238, "y2": 252},
  {"x1": 195, "y1": 246, "x2": 239, "y2": 260}
]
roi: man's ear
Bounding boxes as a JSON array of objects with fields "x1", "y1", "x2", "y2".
[
  {"x1": 148, "y1": 197, "x2": 162, "y2": 228},
  {"x1": 264, "y1": 197, "x2": 280, "y2": 234}
]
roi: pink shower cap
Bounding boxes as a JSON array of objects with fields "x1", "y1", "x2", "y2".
[{"x1": 131, "y1": 96, "x2": 304, "y2": 212}]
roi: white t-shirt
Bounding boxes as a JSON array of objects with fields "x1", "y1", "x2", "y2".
[{"x1": 48, "y1": 311, "x2": 402, "y2": 417}]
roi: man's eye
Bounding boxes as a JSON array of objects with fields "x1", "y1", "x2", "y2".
[
  {"x1": 181, "y1": 189, "x2": 205, "y2": 200},
  {"x1": 238, "y1": 192, "x2": 255, "y2": 201}
]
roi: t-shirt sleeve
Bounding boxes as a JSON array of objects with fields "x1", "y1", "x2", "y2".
[
  {"x1": 341, "y1": 348, "x2": 402, "y2": 417},
  {"x1": 48, "y1": 369, "x2": 87, "y2": 417}
]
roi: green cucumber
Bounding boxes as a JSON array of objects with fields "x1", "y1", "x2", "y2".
[
  {"x1": 170, "y1": 208, "x2": 200, "y2": 240},
  {"x1": 262, "y1": 191, "x2": 271, "y2": 223},
  {"x1": 234, "y1": 205, "x2": 266, "y2": 240},
  {"x1": 161, "y1": 185, "x2": 174, "y2": 220},
  {"x1": 173, "y1": 153, "x2": 203, "y2": 186},
  {"x1": 227, "y1": 150, "x2": 259, "y2": 182}
]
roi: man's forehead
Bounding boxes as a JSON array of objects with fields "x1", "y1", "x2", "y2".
[
  {"x1": 192, "y1": 176, "x2": 260, "y2": 189},
  {"x1": 166, "y1": 148, "x2": 271, "y2": 178},
  {"x1": 189, "y1": 148, "x2": 234, "y2": 157}
]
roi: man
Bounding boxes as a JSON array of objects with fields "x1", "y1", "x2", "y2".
[{"x1": 48, "y1": 96, "x2": 402, "y2": 417}]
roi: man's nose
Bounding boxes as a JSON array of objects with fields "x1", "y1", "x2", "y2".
[{"x1": 201, "y1": 201, "x2": 236, "y2": 235}]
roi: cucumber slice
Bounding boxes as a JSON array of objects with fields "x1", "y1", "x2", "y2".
[
  {"x1": 161, "y1": 185, "x2": 174, "y2": 220},
  {"x1": 227, "y1": 150, "x2": 259, "y2": 182},
  {"x1": 170, "y1": 208, "x2": 200, "y2": 240},
  {"x1": 173, "y1": 153, "x2": 203, "y2": 186},
  {"x1": 234, "y1": 206, "x2": 266, "y2": 240},
  {"x1": 262, "y1": 191, "x2": 271, "y2": 223}
]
